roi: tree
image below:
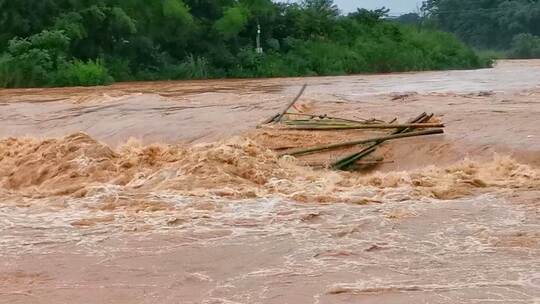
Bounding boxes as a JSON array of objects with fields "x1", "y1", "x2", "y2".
[
  {"x1": 0, "y1": 0, "x2": 489, "y2": 87},
  {"x1": 422, "y1": 0, "x2": 540, "y2": 50}
]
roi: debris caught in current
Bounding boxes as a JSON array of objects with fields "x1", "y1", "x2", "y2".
[{"x1": 261, "y1": 85, "x2": 445, "y2": 171}]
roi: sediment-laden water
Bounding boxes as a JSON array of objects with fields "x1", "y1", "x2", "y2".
[{"x1": 1, "y1": 60, "x2": 539, "y2": 303}]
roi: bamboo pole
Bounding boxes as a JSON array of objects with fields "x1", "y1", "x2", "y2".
[
  {"x1": 286, "y1": 123, "x2": 444, "y2": 130},
  {"x1": 283, "y1": 112, "x2": 385, "y2": 124},
  {"x1": 330, "y1": 113, "x2": 435, "y2": 170},
  {"x1": 284, "y1": 122, "x2": 366, "y2": 128},
  {"x1": 356, "y1": 160, "x2": 394, "y2": 165},
  {"x1": 284, "y1": 119, "x2": 357, "y2": 125},
  {"x1": 279, "y1": 128, "x2": 444, "y2": 157},
  {"x1": 275, "y1": 84, "x2": 308, "y2": 123},
  {"x1": 331, "y1": 146, "x2": 378, "y2": 169},
  {"x1": 261, "y1": 113, "x2": 280, "y2": 125},
  {"x1": 400, "y1": 113, "x2": 433, "y2": 134},
  {"x1": 259, "y1": 84, "x2": 307, "y2": 125},
  {"x1": 284, "y1": 119, "x2": 390, "y2": 125}
]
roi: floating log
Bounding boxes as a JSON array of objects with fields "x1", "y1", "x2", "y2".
[{"x1": 280, "y1": 128, "x2": 444, "y2": 157}]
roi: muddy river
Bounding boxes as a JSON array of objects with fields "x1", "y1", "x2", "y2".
[{"x1": 0, "y1": 60, "x2": 539, "y2": 303}]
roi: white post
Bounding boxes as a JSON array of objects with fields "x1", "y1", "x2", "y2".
[{"x1": 256, "y1": 24, "x2": 263, "y2": 54}]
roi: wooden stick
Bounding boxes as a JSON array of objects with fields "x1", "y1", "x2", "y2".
[
  {"x1": 286, "y1": 123, "x2": 444, "y2": 130},
  {"x1": 275, "y1": 84, "x2": 308, "y2": 123},
  {"x1": 280, "y1": 128, "x2": 444, "y2": 157}
]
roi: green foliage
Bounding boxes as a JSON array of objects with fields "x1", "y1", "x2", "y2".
[
  {"x1": 475, "y1": 49, "x2": 508, "y2": 61},
  {"x1": 0, "y1": 30, "x2": 70, "y2": 87},
  {"x1": 54, "y1": 59, "x2": 113, "y2": 86},
  {"x1": 162, "y1": 0, "x2": 193, "y2": 24},
  {"x1": 110, "y1": 7, "x2": 137, "y2": 35},
  {"x1": 214, "y1": 6, "x2": 249, "y2": 39},
  {"x1": 105, "y1": 57, "x2": 133, "y2": 81},
  {"x1": 0, "y1": 0, "x2": 490, "y2": 88},
  {"x1": 0, "y1": 51, "x2": 51, "y2": 88},
  {"x1": 166, "y1": 55, "x2": 210, "y2": 79},
  {"x1": 54, "y1": 12, "x2": 87, "y2": 40},
  {"x1": 0, "y1": 29, "x2": 113, "y2": 87},
  {"x1": 26, "y1": 30, "x2": 70, "y2": 54},
  {"x1": 510, "y1": 33, "x2": 540, "y2": 59},
  {"x1": 396, "y1": 13, "x2": 421, "y2": 25},
  {"x1": 422, "y1": 0, "x2": 540, "y2": 57}
]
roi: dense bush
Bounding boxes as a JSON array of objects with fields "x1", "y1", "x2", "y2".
[
  {"x1": 0, "y1": 0, "x2": 490, "y2": 88},
  {"x1": 509, "y1": 33, "x2": 540, "y2": 59},
  {"x1": 423, "y1": 0, "x2": 540, "y2": 58},
  {"x1": 228, "y1": 25, "x2": 487, "y2": 78},
  {"x1": 54, "y1": 60, "x2": 113, "y2": 86}
]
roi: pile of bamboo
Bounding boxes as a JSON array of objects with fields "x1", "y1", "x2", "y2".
[{"x1": 261, "y1": 84, "x2": 445, "y2": 171}]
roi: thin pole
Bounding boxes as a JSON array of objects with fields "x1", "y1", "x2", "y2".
[
  {"x1": 275, "y1": 84, "x2": 308, "y2": 123},
  {"x1": 285, "y1": 123, "x2": 444, "y2": 130},
  {"x1": 280, "y1": 128, "x2": 444, "y2": 157},
  {"x1": 331, "y1": 113, "x2": 434, "y2": 170}
]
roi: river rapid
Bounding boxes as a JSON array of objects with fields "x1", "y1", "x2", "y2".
[{"x1": 1, "y1": 60, "x2": 539, "y2": 303}]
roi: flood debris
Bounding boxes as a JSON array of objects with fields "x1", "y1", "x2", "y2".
[
  {"x1": 262, "y1": 84, "x2": 308, "y2": 125},
  {"x1": 261, "y1": 85, "x2": 445, "y2": 171}
]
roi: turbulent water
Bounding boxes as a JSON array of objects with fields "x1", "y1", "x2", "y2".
[{"x1": 1, "y1": 60, "x2": 540, "y2": 303}]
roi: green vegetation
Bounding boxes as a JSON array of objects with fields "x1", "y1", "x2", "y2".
[
  {"x1": 421, "y1": 0, "x2": 540, "y2": 58},
  {"x1": 0, "y1": 0, "x2": 489, "y2": 88}
]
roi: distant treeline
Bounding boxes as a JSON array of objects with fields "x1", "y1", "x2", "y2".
[
  {"x1": 0, "y1": 0, "x2": 488, "y2": 88},
  {"x1": 398, "y1": 0, "x2": 540, "y2": 58}
]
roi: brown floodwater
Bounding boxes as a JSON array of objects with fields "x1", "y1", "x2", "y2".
[{"x1": 0, "y1": 60, "x2": 539, "y2": 303}]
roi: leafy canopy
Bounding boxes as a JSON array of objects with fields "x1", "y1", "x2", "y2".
[{"x1": 0, "y1": 0, "x2": 488, "y2": 87}]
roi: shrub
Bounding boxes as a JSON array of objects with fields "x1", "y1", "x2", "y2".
[
  {"x1": 54, "y1": 59, "x2": 113, "y2": 86},
  {"x1": 162, "y1": 55, "x2": 210, "y2": 79},
  {"x1": 0, "y1": 30, "x2": 70, "y2": 87},
  {"x1": 0, "y1": 51, "x2": 51, "y2": 88},
  {"x1": 105, "y1": 57, "x2": 133, "y2": 81},
  {"x1": 510, "y1": 33, "x2": 540, "y2": 59}
]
